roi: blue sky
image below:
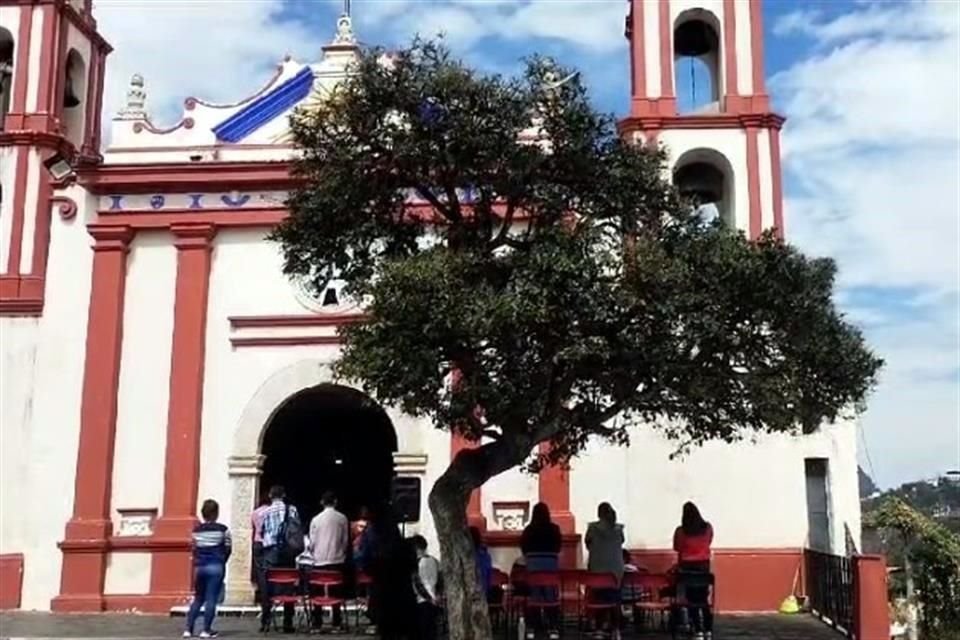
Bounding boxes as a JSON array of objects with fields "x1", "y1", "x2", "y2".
[{"x1": 93, "y1": 0, "x2": 959, "y2": 489}]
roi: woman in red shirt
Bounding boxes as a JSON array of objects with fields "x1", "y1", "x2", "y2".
[{"x1": 672, "y1": 502, "x2": 714, "y2": 639}]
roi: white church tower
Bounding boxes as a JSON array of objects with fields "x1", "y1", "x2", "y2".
[
  {"x1": 0, "y1": 0, "x2": 110, "y2": 313},
  {"x1": 621, "y1": 0, "x2": 785, "y2": 239}
]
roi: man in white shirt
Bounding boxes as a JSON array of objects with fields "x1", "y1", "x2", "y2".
[
  {"x1": 308, "y1": 491, "x2": 349, "y2": 631},
  {"x1": 411, "y1": 535, "x2": 441, "y2": 640}
]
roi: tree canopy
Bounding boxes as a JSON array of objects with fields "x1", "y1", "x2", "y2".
[
  {"x1": 274, "y1": 40, "x2": 881, "y2": 469},
  {"x1": 271, "y1": 39, "x2": 883, "y2": 640}
]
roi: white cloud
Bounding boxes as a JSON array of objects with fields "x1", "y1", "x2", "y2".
[
  {"x1": 93, "y1": 0, "x2": 318, "y2": 125},
  {"x1": 773, "y1": 1, "x2": 960, "y2": 488}
]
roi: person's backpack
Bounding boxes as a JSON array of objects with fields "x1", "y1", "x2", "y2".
[{"x1": 277, "y1": 505, "x2": 305, "y2": 559}]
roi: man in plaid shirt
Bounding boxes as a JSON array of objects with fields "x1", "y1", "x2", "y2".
[{"x1": 256, "y1": 485, "x2": 300, "y2": 633}]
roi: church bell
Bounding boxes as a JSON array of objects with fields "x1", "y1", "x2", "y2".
[{"x1": 63, "y1": 75, "x2": 81, "y2": 109}]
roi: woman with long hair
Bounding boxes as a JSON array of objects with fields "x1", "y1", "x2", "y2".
[
  {"x1": 520, "y1": 502, "x2": 562, "y2": 640},
  {"x1": 585, "y1": 502, "x2": 625, "y2": 632},
  {"x1": 672, "y1": 502, "x2": 714, "y2": 639}
]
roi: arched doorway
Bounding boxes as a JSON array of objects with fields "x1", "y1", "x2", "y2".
[{"x1": 258, "y1": 384, "x2": 397, "y2": 523}]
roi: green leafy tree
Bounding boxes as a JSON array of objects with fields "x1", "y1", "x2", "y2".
[
  {"x1": 272, "y1": 40, "x2": 882, "y2": 640},
  {"x1": 867, "y1": 498, "x2": 960, "y2": 640}
]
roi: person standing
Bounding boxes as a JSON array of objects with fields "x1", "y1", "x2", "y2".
[
  {"x1": 585, "y1": 502, "x2": 625, "y2": 633},
  {"x1": 184, "y1": 499, "x2": 231, "y2": 639},
  {"x1": 410, "y1": 535, "x2": 441, "y2": 640},
  {"x1": 673, "y1": 502, "x2": 714, "y2": 640},
  {"x1": 250, "y1": 497, "x2": 270, "y2": 607},
  {"x1": 360, "y1": 504, "x2": 417, "y2": 640},
  {"x1": 521, "y1": 503, "x2": 562, "y2": 640},
  {"x1": 308, "y1": 491, "x2": 349, "y2": 631},
  {"x1": 258, "y1": 485, "x2": 301, "y2": 633}
]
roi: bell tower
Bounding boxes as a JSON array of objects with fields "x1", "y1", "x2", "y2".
[
  {"x1": 621, "y1": 0, "x2": 785, "y2": 239},
  {"x1": 0, "y1": 0, "x2": 110, "y2": 315}
]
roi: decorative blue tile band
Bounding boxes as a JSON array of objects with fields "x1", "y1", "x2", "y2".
[{"x1": 212, "y1": 66, "x2": 315, "y2": 143}]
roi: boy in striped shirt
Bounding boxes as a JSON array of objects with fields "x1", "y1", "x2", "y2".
[{"x1": 184, "y1": 499, "x2": 232, "y2": 638}]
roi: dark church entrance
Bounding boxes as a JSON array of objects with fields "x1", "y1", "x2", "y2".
[{"x1": 259, "y1": 384, "x2": 397, "y2": 524}]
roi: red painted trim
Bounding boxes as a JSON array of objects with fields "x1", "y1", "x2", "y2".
[
  {"x1": 51, "y1": 3, "x2": 68, "y2": 122},
  {"x1": 78, "y1": 161, "x2": 297, "y2": 194},
  {"x1": 6, "y1": 148, "x2": 29, "y2": 274},
  {"x1": 853, "y1": 555, "x2": 890, "y2": 640},
  {"x1": 749, "y1": 0, "x2": 766, "y2": 97},
  {"x1": 185, "y1": 62, "x2": 285, "y2": 110},
  {"x1": 0, "y1": 129, "x2": 76, "y2": 152},
  {"x1": 630, "y1": 547, "x2": 804, "y2": 612},
  {"x1": 229, "y1": 313, "x2": 364, "y2": 329},
  {"x1": 537, "y1": 441, "x2": 575, "y2": 534},
  {"x1": 55, "y1": 224, "x2": 132, "y2": 613},
  {"x1": 745, "y1": 126, "x2": 762, "y2": 239},
  {"x1": 10, "y1": 4, "x2": 33, "y2": 116},
  {"x1": 133, "y1": 117, "x2": 194, "y2": 135},
  {"x1": 0, "y1": 554, "x2": 24, "y2": 610},
  {"x1": 658, "y1": 0, "x2": 673, "y2": 101},
  {"x1": 0, "y1": 293, "x2": 43, "y2": 315},
  {"x1": 81, "y1": 46, "x2": 100, "y2": 155},
  {"x1": 451, "y1": 432, "x2": 487, "y2": 530},
  {"x1": 722, "y1": 0, "x2": 739, "y2": 107},
  {"x1": 151, "y1": 224, "x2": 215, "y2": 596},
  {"x1": 483, "y1": 531, "x2": 582, "y2": 570},
  {"x1": 90, "y1": 47, "x2": 107, "y2": 154},
  {"x1": 230, "y1": 335, "x2": 343, "y2": 348},
  {"x1": 629, "y1": 0, "x2": 646, "y2": 103},
  {"x1": 94, "y1": 208, "x2": 287, "y2": 231},
  {"x1": 618, "y1": 111, "x2": 784, "y2": 135},
  {"x1": 768, "y1": 127, "x2": 784, "y2": 239}
]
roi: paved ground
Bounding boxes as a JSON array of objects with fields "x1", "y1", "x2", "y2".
[{"x1": 0, "y1": 612, "x2": 844, "y2": 639}]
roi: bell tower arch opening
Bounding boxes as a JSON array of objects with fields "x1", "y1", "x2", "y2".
[
  {"x1": 673, "y1": 8, "x2": 722, "y2": 114},
  {"x1": 0, "y1": 27, "x2": 13, "y2": 127},
  {"x1": 258, "y1": 384, "x2": 397, "y2": 524},
  {"x1": 673, "y1": 147, "x2": 736, "y2": 227}
]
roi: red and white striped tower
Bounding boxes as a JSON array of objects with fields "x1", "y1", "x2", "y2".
[
  {"x1": 0, "y1": 0, "x2": 110, "y2": 316},
  {"x1": 620, "y1": 0, "x2": 785, "y2": 240}
]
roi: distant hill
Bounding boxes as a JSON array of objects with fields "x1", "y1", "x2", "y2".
[{"x1": 863, "y1": 474, "x2": 960, "y2": 534}]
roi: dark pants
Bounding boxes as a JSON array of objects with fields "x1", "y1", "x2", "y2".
[
  {"x1": 416, "y1": 602, "x2": 440, "y2": 640},
  {"x1": 260, "y1": 547, "x2": 295, "y2": 630},
  {"x1": 306, "y1": 563, "x2": 344, "y2": 629},
  {"x1": 678, "y1": 561, "x2": 713, "y2": 633},
  {"x1": 186, "y1": 563, "x2": 225, "y2": 634}
]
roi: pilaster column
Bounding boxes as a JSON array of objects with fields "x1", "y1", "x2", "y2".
[
  {"x1": 537, "y1": 441, "x2": 575, "y2": 533},
  {"x1": 744, "y1": 120, "x2": 763, "y2": 239},
  {"x1": 151, "y1": 224, "x2": 216, "y2": 597},
  {"x1": 226, "y1": 454, "x2": 264, "y2": 605},
  {"x1": 52, "y1": 225, "x2": 133, "y2": 612}
]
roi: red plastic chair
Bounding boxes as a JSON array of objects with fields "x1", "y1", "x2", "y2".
[
  {"x1": 624, "y1": 572, "x2": 672, "y2": 630},
  {"x1": 353, "y1": 571, "x2": 374, "y2": 631},
  {"x1": 581, "y1": 572, "x2": 620, "y2": 631},
  {"x1": 560, "y1": 568, "x2": 585, "y2": 617},
  {"x1": 526, "y1": 571, "x2": 563, "y2": 636},
  {"x1": 307, "y1": 569, "x2": 346, "y2": 630},
  {"x1": 265, "y1": 568, "x2": 304, "y2": 631}
]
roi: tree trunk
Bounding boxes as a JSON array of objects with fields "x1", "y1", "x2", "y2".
[{"x1": 429, "y1": 462, "x2": 494, "y2": 640}]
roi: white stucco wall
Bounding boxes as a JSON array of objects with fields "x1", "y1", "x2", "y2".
[
  {"x1": 568, "y1": 421, "x2": 860, "y2": 555},
  {"x1": 642, "y1": 0, "x2": 662, "y2": 100},
  {"x1": 0, "y1": 183, "x2": 93, "y2": 610},
  {"x1": 23, "y1": 6, "x2": 43, "y2": 113},
  {"x1": 17, "y1": 149, "x2": 40, "y2": 273},
  {"x1": 110, "y1": 234, "x2": 176, "y2": 526}
]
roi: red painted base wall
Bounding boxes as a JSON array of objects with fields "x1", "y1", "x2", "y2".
[
  {"x1": 0, "y1": 554, "x2": 24, "y2": 610},
  {"x1": 629, "y1": 548, "x2": 804, "y2": 613}
]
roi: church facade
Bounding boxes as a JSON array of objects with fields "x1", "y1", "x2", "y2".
[{"x1": 0, "y1": 0, "x2": 862, "y2": 613}]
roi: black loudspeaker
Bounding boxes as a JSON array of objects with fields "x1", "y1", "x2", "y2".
[{"x1": 391, "y1": 477, "x2": 421, "y2": 523}]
